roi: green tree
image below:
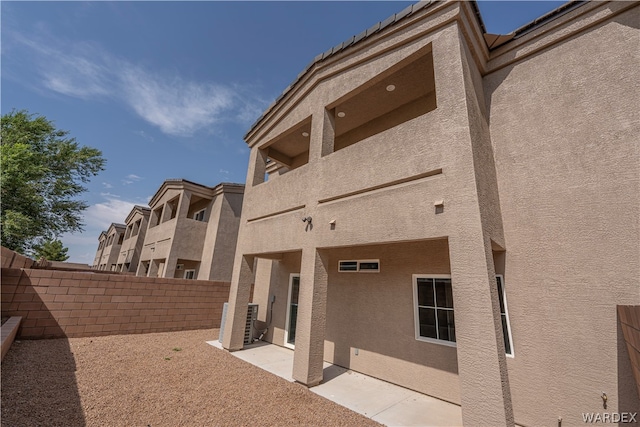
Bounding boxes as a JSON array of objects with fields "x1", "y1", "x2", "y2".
[
  {"x1": 32, "y1": 239, "x2": 70, "y2": 261},
  {"x1": 1, "y1": 110, "x2": 105, "y2": 255}
]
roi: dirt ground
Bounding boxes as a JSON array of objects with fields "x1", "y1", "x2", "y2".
[{"x1": 1, "y1": 328, "x2": 381, "y2": 427}]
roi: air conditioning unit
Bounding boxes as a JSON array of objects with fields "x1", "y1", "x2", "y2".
[
  {"x1": 176, "y1": 264, "x2": 184, "y2": 270},
  {"x1": 219, "y1": 303, "x2": 259, "y2": 345}
]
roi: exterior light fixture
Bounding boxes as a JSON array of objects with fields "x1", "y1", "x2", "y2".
[
  {"x1": 302, "y1": 132, "x2": 309, "y2": 137},
  {"x1": 386, "y1": 84, "x2": 396, "y2": 92},
  {"x1": 337, "y1": 111, "x2": 346, "y2": 118}
]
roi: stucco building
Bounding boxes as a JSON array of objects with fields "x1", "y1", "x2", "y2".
[
  {"x1": 222, "y1": 1, "x2": 639, "y2": 426},
  {"x1": 93, "y1": 223, "x2": 126, "y2": 271},
  {"x1": 114, "y1": 205, "x2": 150, "y2": 273},
  {"x1": 91, "y1": 231, "x2": 107, "y2": 269},
  {"x1": 137, "y1": 179, "x2": 244, "y2": 281}
]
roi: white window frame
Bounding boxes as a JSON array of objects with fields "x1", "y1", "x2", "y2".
[
  {"x1": 412, "y1": 274, "x2": 456, "y2": 347},
  {"x1": 338, "y1": 259, "x2": 380, "y2": 273},
  {"x1": 496, "y1": 275, "x2": 515, "y2": 357},
  {"x1": 184, "y1": 269, "x2": 196, "y2": 280},
  {"x1": 193, "y1": 209, "x2": 206, "y2": 222}
]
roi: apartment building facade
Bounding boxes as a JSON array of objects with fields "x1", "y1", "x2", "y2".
[
  {"x1": 91, "y1": 231, "x2": 107, "y2": 269},
  {"x1": 114, "y1": 205, "x2": 150, "y2": 273},
  {"x1": 93, "y1": 223, "x2": 126, "y2": 271},
  {"x1": 222, "y1": 1, "x2": 639, "y2": 426},
  {"x1": 137, "y1": 179, "x2": 244, "y2": 281}
]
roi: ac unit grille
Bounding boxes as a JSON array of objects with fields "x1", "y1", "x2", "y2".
[{"x1": 219, "y1": 303, "x2": 259, "y2": 345}]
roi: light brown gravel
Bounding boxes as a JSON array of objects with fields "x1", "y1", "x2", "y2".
[{"x1": 1, "y1": 329, "x2": 381, "y2": 427}]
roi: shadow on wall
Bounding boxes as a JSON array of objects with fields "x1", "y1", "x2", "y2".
[
  {"x1": 1, "y1": 271, "x2": 66, "y2": 339},
  {"x1": 1, "y1": 338, "x2": 85, "y2": 426}
]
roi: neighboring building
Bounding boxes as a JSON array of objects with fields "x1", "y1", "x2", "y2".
[
  {"x1": 97, "y1": 223, "x2": 126, "y2": 271},
  {"x1": 115, "y1": 205, "x2": 151, "y2": 273},
  {"x1": 91, "y1": 231, "x2": 107, "y2": 269},
  {"x1": 137, "y1": 179, "x2": 244, "y2": 281},
  {"x1": 222, "y1": 1, "x2": 639, "y2": 426}
]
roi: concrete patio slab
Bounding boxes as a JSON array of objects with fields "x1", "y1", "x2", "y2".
[{"x1": 207, "y1": 340, "x2": 462, "y2": 426}]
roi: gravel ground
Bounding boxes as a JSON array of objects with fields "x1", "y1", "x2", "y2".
[{"x1": 1, "y1": 329, "x2": 381, "y2": 427}]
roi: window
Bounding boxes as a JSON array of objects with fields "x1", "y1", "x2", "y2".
[
  {"x1": 338, "y1": 260, "x2": 380, "y2": 273},
  {"x1": 496, "y1": 275, "x2": 514, "y2": 356},
  {"x1": 184, "y1": 269, "x2": 196, "y2": 280},
  {"x1": 193, "y1": 209, "x2": 206, "y2": 222},
  {"x1": 413, "y1": 275, "x2": 455, "y2": 345}
]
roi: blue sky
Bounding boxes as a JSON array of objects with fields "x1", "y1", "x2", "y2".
[{"x1": 1, "y1": 1, "x2": 566, "y2": 263}]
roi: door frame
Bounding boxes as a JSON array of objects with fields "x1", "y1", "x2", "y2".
[{"x1": 284, "y1": 273, "x2": 300, "y2": 349}]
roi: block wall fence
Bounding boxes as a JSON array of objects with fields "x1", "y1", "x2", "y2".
[
  {"x1": 1, "y1": 247, "x2": 35, "y2": 269},
  {"x1": 1, "y1": 267, "x2": 231, "y2": 339}
]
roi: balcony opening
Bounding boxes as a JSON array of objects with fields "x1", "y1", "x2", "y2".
[
  {"x1": 254, "y1": 117, "x2": 311, "y2": 185},
  {"x1": 150, "y1": 206, "x2": 163, "y2": 228},
  {"x1": 187, "y1": 196, "x2": 212, "y2": 222},
  {"x1": 327, "y1": 44, "x2": 436, "y2": 153},
  {"x1": 117, "y1": 233, "x2": 124, "y2": 245},
  {"x1": 164, "y1": 196, "x2": 180, "y2": 222},
  {"x1": 174, "y1": 259, "x2": 200, "y2": 279},
  {"x1": 132, "y1": 219, "x2": 141, "y2": 237}
]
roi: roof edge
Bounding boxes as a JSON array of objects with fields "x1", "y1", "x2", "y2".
[{"x1": 244, "y1": 0, "x2": 439, "y2": 139}]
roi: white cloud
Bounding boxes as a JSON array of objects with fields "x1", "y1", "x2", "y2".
[
  {"x1": 121, "y1": 174, "x2": 143, "y2": 185},
  {"x1": 121, "y1": 66, "x2": 235, "y2": 137},
  {"x1": 133, "y1": 130, "x2": 155, "y2": 142},
  {"x1": 102, "y1": 182, "x2": 113, "y2": 189},
  {"x1": 83, "y1": 197, "x2": 136, "y2": 230},
  {"x1": 100, "y1": 192, "x2": 120, "y2": 198},
  {"x1": 9, "y1": 31, "x2": 268, "y2": 137}
]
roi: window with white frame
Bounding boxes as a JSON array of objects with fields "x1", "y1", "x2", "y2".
[
  {"x1": 193, "y1": 209, "x2": 206, "y2": 222},
  {"x1": 184, "y1": 269, "x2": 196, "y2": 280},
  {"x1": 496, "y1": 275, "x2": 514, "y2": 356},
  {"x1": 413, "y1": 275, "x2": 455, "y2": 345},
  {"x1": 338, "y1": 260, "x2": 380, "y2": 273}
]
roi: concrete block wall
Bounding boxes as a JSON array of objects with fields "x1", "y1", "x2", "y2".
[
  {"x1": 1, "y1": 268, "x2": 230, "y2": 339},
  {"x1": 1, "y1": 247, "x2": 35, "y2": 269},
  {"x1": 619, "y1": 305, "x2": 640, "y2": 400}
]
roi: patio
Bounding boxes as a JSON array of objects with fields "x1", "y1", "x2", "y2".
[{"x1": 208, "y1": 339, "x2": 462, "y2": 426}]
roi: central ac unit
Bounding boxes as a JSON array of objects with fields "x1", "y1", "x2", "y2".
[{"x1": 219, "y1": 303, "x2": 259, "y2": 345}]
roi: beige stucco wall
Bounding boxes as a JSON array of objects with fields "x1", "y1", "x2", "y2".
[
  {"x1": 138, "y1": 182, "x2": 243, "y2": 282},
  {"x1": 117, "y1": 209, "x2": 149, "y2": 272},
  {"x1": 228, "y1": 3, "x2": 513, "y2": 423},
  {"x1": 485, "y1": 3, "x2": 640, "y2": 424},
  {"x1": 226, "y1": 1, "x2": 639, "y2": 426},
  {"x1": 323, "y1": 240, "x2": 459, "y2": 403},
  {"x1": 199, "y1": 190, "x2": 244, "y2": 282},
  {"x1": 92, "y1": 233, "x2": 106, "y2": 268},
  {"x1": 139, "y1": 187, "x2": 209, "y2": 277},
  {"x1": 99, "y1": 225, "x2": 125, "y2": 271}
]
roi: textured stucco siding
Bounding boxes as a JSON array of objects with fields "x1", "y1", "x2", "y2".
[{"x1": 486, "y1": 6, "x2": 640, "y2": 425}]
